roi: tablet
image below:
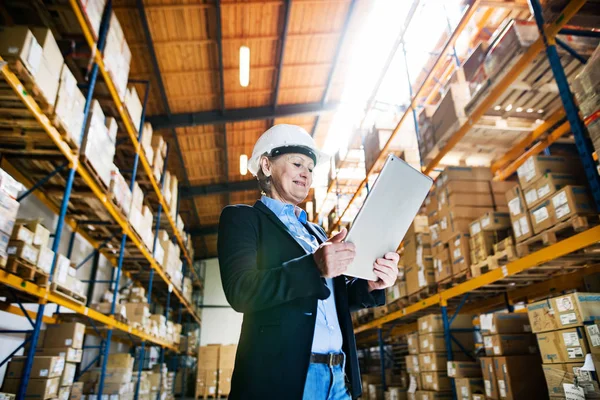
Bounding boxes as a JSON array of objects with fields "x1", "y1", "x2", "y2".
[{"x1": 344, "y1": 154, "x2": 433, "y2": 281}]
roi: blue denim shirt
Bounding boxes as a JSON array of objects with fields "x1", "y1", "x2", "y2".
[{"x1": 260, "y1": 196, "x2": 343, "y2": 353}]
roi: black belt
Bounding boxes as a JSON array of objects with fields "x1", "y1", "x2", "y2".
[{"x1": 310, "y1": 352, "x2": 344, "y2": 367}]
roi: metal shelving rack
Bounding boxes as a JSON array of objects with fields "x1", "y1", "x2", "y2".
[
  {"x1": 346, "y1": 0, "x2": 600, "y2": 397},
  {"x1": 0, "y1": 1, "x2": 201, "y2": 398}
]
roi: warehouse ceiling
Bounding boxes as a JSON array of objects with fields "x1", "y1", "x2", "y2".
[
  {"x1": 0, "y1": 0, "x2": 553, "y2": 259},
  {"x1": 111, "y1": 0, "x2": 539, "y2": 259},
  {"x1": 110, "y1": 0, "x2": 369, "y2": 258}
]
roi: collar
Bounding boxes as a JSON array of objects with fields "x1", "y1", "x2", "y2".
[{"x1": 260, "y1": 195, "x2": 308, "y2": 223}]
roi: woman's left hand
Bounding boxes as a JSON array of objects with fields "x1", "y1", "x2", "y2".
[{"x1": 368, "y1": 252, "x2": 400, "y2": 292}]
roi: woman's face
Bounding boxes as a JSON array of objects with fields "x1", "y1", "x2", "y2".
[{"x1": 261, "y1": 153, "x2": 314, "y2": 205}]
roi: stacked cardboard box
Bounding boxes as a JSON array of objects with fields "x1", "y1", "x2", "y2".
[
  {"x1": 53, "y1": 64, "x2": 86, "y2": 147},
  {"x1": 158, "y1": 230, "x2": 184, "y2": 290},
  {"x1": 0, "y1": 27, "x2": 64, "y2": 109},
  {"x1": 412, "y1": 314, "x2": 475, "y2": 400},
  {"x1": 468, "y1": 212, "x2": 512, "y2": 265},
  {"x1": 511, "y1": 155, "x2": 589, "y2": 236},
  {"x1": 104, "y1": 12, "x2": 131, "y2": 101},
  {"x1": 81, "y1": 100, "x2": 118, "y2": 188},
  {"x1": 480, "y1": 312, "x2": 537, "y2": 358},
  {"x1": 573, "y1": 43, "x2": 600, "y2": 155},
  {"x1": 183, "y1": 277, "x2": 193, "y2": 304},
  {"x1": 124, "y1": 85, "x2": 143, "y2": 132},
  {"x1": 109, "y1": 167, "x2": 132, "y2": 217},
  {"x1": 51, "y1": 254, "x2": 86, "y2": 300},
  {"x1": 11, "y1": 219, "x2": 53, "y2": 277},
  {"x1": 151, "y1": 134, "x2": 168, "y2": 183},
  {"x1": 426, "y1": 167, "x2": 510, "y2": 284},
  {"x1": 0, "y1": 170, "x2": 22, "y2": 261},
  {"x1": 447, "y1": 360, "x2": 483, "y2": 400},
  {"x1": 79, "y1": 0, "x2": 106, "y2": 38},
  {"x1": 363, "y1": 124, "x2": 411, "y2": 174},
  {"x1": 218, "y1": 345, "x2": 237, "y2": 397},
  {"x1": 197, "y1": 345, "x2": 219, "y2": 398},
  {"x1": 2, "y1": 356, "x2": 64, "y2": 399},
  {"x1": 13, "y1": 322, "x2": 87, "y2": 399},
  {"x1": 528, "y1": 292, "x2": 600, "y2": 398},
  {"x1": 123, "y1": 302, "x2": 150, "y2": 328},
  {"x1": 129, "y1": 183, "x2": 155, "y2": 251},
  {"x1": 403, "y1": 217, "x2": 434, "y2": 296}
]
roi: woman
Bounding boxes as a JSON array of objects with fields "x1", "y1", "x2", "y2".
[{"x1": 218, "y1": 124, "x2": 399, "y2": 399}]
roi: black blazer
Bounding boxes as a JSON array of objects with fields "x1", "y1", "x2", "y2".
[{"x1": 217, "y1": 201, "x2": 385, "y2": 399}]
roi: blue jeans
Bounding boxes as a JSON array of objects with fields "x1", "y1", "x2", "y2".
[{"x1": 302, "y1": 362, "x2": 351, "y2": 400}]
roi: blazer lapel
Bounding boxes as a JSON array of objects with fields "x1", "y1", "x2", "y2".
[
  {"x1": 254, "y1": 201, "x2": 309, "y2": 254},
  {"x1": 303, "y1": 222, "x2": 327, "y2": 244}
]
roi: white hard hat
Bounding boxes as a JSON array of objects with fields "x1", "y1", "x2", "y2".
[{"x1": 248, "y1": 124, "x2": 329, "y2": 176}]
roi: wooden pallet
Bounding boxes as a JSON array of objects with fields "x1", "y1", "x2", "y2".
[
  {"x1": 437, "y1": 269, "x2": 472, "y2": 291},
  {"x1": 1, "y1": 257, "x2": 49, "y2": 286},
  {"x1": 50, "y1": 282, "x2": 87, "y2": 305},
  {"x1": 493, "y1": 236, "x2": 514, "y2": 253},
  {"x1": 408, "y1": 285, "x2": 437, "y2": 304},
  {"x1": 516, "y1": 214, "x2": 599, "y2": 257},
  {"x1": 5, "y1": 60, "x2": 54, "y2": 115},
  {"x1": 80, "y1": 155, "x2": 110, "y2": 192},
  {"x1": 386, "y1": 297, "x2": 409, "y2": 313},
  {"x1": 471, "y1": 246, "x2": 518, "y2": 278}
]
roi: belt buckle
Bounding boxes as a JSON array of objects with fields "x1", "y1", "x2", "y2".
[{"x1": 328, "y1": 353, "x2": 335, "y2": 367}]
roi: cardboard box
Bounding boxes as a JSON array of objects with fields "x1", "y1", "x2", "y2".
[
  {"x1": 419, "y1": 332, "x2": 475, "y2": 353},
  {"x1": 408, "y1": 332, "x2": 419, "y2": 355},
  {"x1": 1, "y1": 377, "x2": 59, "y2": 399},
  {"x1": 437, "y1": 167, "x2": 493, "y2": 187},
  {"x1": 481, "y1": 313, "x2": 531, "y2": 335},
  {"x1": 107, "y1": 353, "x2": 134, "y2": 370},
  {"x1": 529, "y1": 200, "x2": 556, "y2": 234},
  {"x1": 198, "y1": 345, "x2": 220, "y2": 370},
  {"x1": 5, "y1": 356, "x2": 65, "y2": 379},
  {"x1": 35, "y1": 245, "x2": 54, "y2": 274},
  {"x1": 449, "y1": 233, "x2": 470, "y2": 275},
  {"x1": 447, "y1": 361, "x2": 482, "y2": 378},
  {"x1": 493, "y1": 356, "x2": 546, "y2": 400},
  {"x1": 419, "y1": 353, "x2": 447, "y2": 372},
  {"x1": 69, "y1": 382, "x2": 83, "y2": 400},
  {"x1": 483, "y1": 334, "x2": 538, "y2": 356},
  {"x1": 470, "y1": 212, "x2": 511, "y2": 235},
  {"x1": 54, "y1": 64, "x2": 85, "y2": 147},
  {"x1": 584, "y1": 322, "x2": 600, "y2": 356},
  {"x1": 60, "y1": 362, "x2": 76, "y2": 387},
  {"x1": 405, "y1": 265, "x2": 435, "y2": 296},
  {"x1": 415, "y1": 390, "x2": 453, "y2": 400},
  {"x1": 7, "y1": 240, "x2": 39, "y2": 265},
  {"x1": 523, "y1": 173, "x2": 578, "y2": 209},
  {"x1": 480, "y1": 357, "x2": 499, "y2": 400},
  {"x1": 542, "y1": 363, "x2": 600, "y2": 398},
  {"x1": 550, "y1": 292, "x2": 600, "y2": 328},
  {"x1": 35, "y1": 347, "x2": 82, "y2": 363},
  {"x1": 0, "y1": 168, "x2": 23, "y2": 200},
  {"x1": 421, "y1": 371, "x2": 451, "y2": 391},
  {"x1": 418, "y1": 314, "x2": 474, "y2": 334},
  {"x1": 516, "y1": 155, "x2": 576, "y2": 190},
  {"x1": 511, "y1": 214, "x2": 533, "y2": 243},
  {"x1": 11, "y1": 224, "x2": 35, "y2": 245},
  {"x1": 551, "y1": 185, "x2": 595, "y2": 221},
  {"x1": 57, "y1": 386, "x2": 70, "y2": 400},
  {"x1": 43, "y1": 322, "x2": 85, "y2": 349},
  {"x1": 196, "y1": 368, "x2": 218, "y2": 398},
  {"x1": 433, "y1": 246, "x2": 452, "y2": 283},
  {"x1": 536, "y1": 327, "x2": 589, "y2": 364},
  {"x1": 454, "y1": 378, "x2": 485, "y2": 400},
  {"x1": 123, "y1": 302, "x2": 150, "y2": 326},
  {"x1": 527, "y1": 299, "x2": 560, "y2": 333},
  {"x1": 406, "y1": 355, "x2": 420, "y2": 373}
]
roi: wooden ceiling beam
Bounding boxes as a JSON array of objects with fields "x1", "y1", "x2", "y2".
[
  {"x1": 147, "y1": 102, "x2": 340, "y2": 129},
  {"x1": 127, "y1": 32, "x2": 340, "y2": 47},
  {"x1": 181, "y1": 179, "x2": 258, "y2": 199}
]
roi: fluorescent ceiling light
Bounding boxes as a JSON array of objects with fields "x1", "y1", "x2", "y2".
[
  {"x1": 239, "y1": 46, "x2": 250, "y2": 87},
  {"x1": 239, "y1": 154, "x2": 248, "y2": 176}
]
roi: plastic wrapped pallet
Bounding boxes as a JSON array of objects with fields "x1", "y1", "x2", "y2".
[
  {"x1": 80, "y1": 0, "x2": 107, "y2": 39},
  {"x1": 140, "y1": 122, "x2": 154, "y2": 162},
  {"x1": 81, "y1": 100, "x2": 117, "y2": 187}
]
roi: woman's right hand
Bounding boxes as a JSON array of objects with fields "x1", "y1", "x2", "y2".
[{"x1": 313, "y1": 228, "x2": 356, "y2": 278}]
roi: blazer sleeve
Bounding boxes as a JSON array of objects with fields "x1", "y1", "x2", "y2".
[
  {"x1": 217, "y1": 205, "x2": 329, "y2": 313},
  {"x1": 346, "y1": 278, "x2": 385, "y2": 312}
]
